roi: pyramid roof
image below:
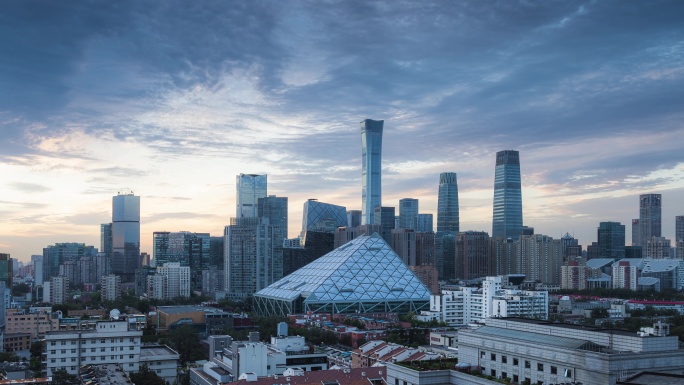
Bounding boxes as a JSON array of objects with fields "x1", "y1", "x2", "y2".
[{"x1": 256, "y1": 233, "x2": 431, "y2": 303}]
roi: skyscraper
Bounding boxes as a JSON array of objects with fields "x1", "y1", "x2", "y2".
[
  {"x1": 361, "y1": 119, "x2": 383, "y2": 225},
  {"x1": 436, "y1": 172, "x2": 459, "y2": 233},
  {"x1": 258, "y1": 195, "x2": 288, "y2": 282},
  {"x1": 631, "y1": 219, "x2": 640, "y2": 247},
  {"x1": 302, "y1": 199, "x2": 347, "y2": 233},
  {"x1": 597, "y1": 221, "x2": 625, "y2": 259},
  {"x1": 639, "y1": 193, "x2": 662, "y2": 249},
  {"x1": 236, "y1": 174, "x2": 267, "y2": 218},
  {"x1": 415, "y1": 213, "x2": 433, "y2": 232},
  {"x1": 347, "y1": 210, "x2": 362, "y2": 228},
  {"x1": 111, "y1": 190, "x2": 140, "y2": 282},
  {"x1": 374, "y1": 206, "x2": 395, "y2": 243},
  {"x1": 224, "y1": 217, "x2": 274, "y2": 297},
  {"x1": 399, "y1": 198, "x2": 419, "y2": 230},
  {"x1": 492, "y1": 150, "x2": 523, "y2": 240},
  {"x1": 677, "y1": 215, "x2": 684, "y2": 259}
]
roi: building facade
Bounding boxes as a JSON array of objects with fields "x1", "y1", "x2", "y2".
[
  {"x1": 301, "y1": 199, "x2": 346, "y2": 232},
  {"x1": 598, "y1": 221, "x2": 625, "y2": 259},
  {"x1": 639, "y1": 193, "x2": 662, "y2": 249},
  {"x1": 224, "y1": 217, "x2": 275, "y2": 298},
  {"x1": 236, "y1": 173, "x2": 267, "y2": 218},
  {"x1": 436, "y1": 172, "x2": 459, "y2": 233},
  {"x1": 492, "y1": 150, "x2": 523, "y2": 240},
  {"x1": 111, "y1": 191, "x2": 140, "y2": 282},
  {"x1": 361, "y1": 119, "x2": 383, "y2": 225},
  {"x1": 398, "y1": 198, "x2": 419, "y2": 230}
]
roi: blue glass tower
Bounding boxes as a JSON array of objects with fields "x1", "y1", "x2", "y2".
[
  {"x1": 236, "y1": 173, "x2": 267, "y2": 218},
  {"x1": 436, "y1": 172, "x2": 459, "y2": 233},
  {"x1": 361, "y1": 119, "x2": 383, "y2": 225},
  {"x1": 492, "y1": 150, "x2": 523, "y2": 239}
]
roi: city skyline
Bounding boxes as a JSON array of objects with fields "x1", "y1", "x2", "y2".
[{"x1": 1, "y1": 1, "x2": 684, "y2": 261}]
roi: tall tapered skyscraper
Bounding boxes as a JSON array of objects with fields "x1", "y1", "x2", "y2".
[
  {"x1": 492, "y1": 150, "x2": 523, "y2": 239},
  {"x1": 236, "y1": 173, "x2": 267, "y2": 218},
  {"x1": 361, "y1": 119, "x2": 383, "y2": 225},
  {"x1": 639, "y1": 193, "x2": 661, "y2": 249},
  {"x1": 436, "y1": 172, "x2": 459, "y2": 233},
  {"x1": 111, "y1": 190, "x2": 140, "y2": 282}
]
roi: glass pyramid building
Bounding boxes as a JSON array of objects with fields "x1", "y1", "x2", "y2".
[{"x1": 254, "y1": 233, "x2": 431, "y2": 317}]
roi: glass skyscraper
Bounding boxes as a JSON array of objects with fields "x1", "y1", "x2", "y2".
[
  {"x1": 111, "y1": 191, "x2": 140, "y2": 282},
  {"x1": 492, "y1": 150, "x2": 523, "y2": 240},
  {"x1": 436, "y1": 172, "x2": 459, "y2": 233},
  {"x1": 302, "y1": 199, "x2": 347, "y2": 233},
  {"x1": 597, "y1": 221, "x2": 626, "y2": 259},
  {"x1": 361, "y1": 119, "x2": 383, "y2": 225},
  {"x1": 236, "y1": 173, "x2": 267, "y2": 218},
  {"x1": 399, "y1": 198, "x2": 419, "y2": 230},
  {"x1": 639, "y1": 193, "x2": 662, "y2": 249}
]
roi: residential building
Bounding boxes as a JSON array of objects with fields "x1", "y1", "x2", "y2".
[
  {"x1": 147, "y1": 262, "x2": 191, "y2": 299},
  {"x1": 236, "y1": 173, "x2": 267, "y2": 218},
  {"x1": 518, "y1": 234, "x2": 562, "y2": 285},
  {"x1": 361, "y1": 119, "x2": 383, "y2": 225},
  {"x1": 49, "y1": 276, "x2": 69, "y2": 305},
  {"x1": 352, "y1": 340, "x2": 441, "y2": 368},
  {"x1": 44, "y1": 319, "x2": 143, "y2": 376},
  {"x1": 139, "y1": 344, "x2": 181, "y2": 384},
  {"x1": 492, "y1": 150, "x2": 523, "y2": 240},
  {"x1": 639, "y1": 193, "x2": 662, "y2": 250},
  {"x1": 598, "y1": 221, "x2": 625, "y2": 258},
  {"x1": 612, "y1": 261, "x2": 638, "y2": 290},
  {"x1": 42, "y1": 243, "x2": 97, "y2": 282},
  {"x1": 415, "y1": 231, "x2": 435, "y2": 266},
  {"x1": 455, "y1": 231, "x2": 491, "y2": 280},
  {"x1": 491, "y1": 237, "x2": 517, "y2": 276},
  {"x1": 4, "y1": 308, "x2": 58, "y2": 339},
  {"x1": 111, "y1": 190, "x2": 140, "y2": 282},
  {"x1": 224, "y1": 217, "x2": 275, "y2": 298},
  {"x1": 152, "y1": 231, "x2": 210, "y2": 269},
  {"x1": 458, "y1": 317, "x2": 684, "y2": 385},
  {"x1": 561, "y1": 261, "x2": 588, "y2": 290},
  {"x1": 2, "y1": 333, "x2": 32, "y2": 353},
  {"x1": 646, "y1": 236, "x2": 672, "y2": 259},
  {"x1": 333, "y1": 224, "x2": 382, "y2": 248},
  {"x1": 390, "y1": 229, "x2": 416, "y2": 266},
  {"x1": 100, "y1": 274, "x2": 121, "y2": 301}
]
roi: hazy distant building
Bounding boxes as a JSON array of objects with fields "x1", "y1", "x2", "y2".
[
  {"x1": 390, "y1": 229, "x2": 416, "y2": 266},
  {"x1": 415, "y1": 231, "x2": 435, "y2": 267},
  {"x1": 301, "y1": 199, "x2": 346, "y2": 232},
  {"x1": 43, "y1": 243, "x2": 97, "y2": 281},
  {"x1": 259, "y1": 195, "x2": 288, "y2": 282},
  {"x1": 236, "y1": 173, "x2": 267, "y2": 218},
  {"x1": 597, "y1": 221, "x2": 625, "y2": 259},
  {"x1": 561, "y1": 260, "x2": 588, "y2": 290},
  {"x1": 631, "y1": 219, "x2": 640, "y2": 247},
  {"x1": 646, "y1": 236, "x2": 672, "y2": 259},
  {"x1": 491, "y1": 237, "x2": 517, "y2": 276},
  {"x1": 333, "y1": 224, "x2": 381, "y2": 248},
  {"x1": 435, "y1": 233, "x2": 456, "y2": 281},
  {"x1": 361, "y1": 119, "x2": 383, "y2": 225},
  {"x1": 398, "y1": 198, "x2": 419, "y2": 230},
  {"x1": 100, "y1": 223, "x2": 113, "y2": 258},
  {"x1": 492, "y1": 150, "x2": 523, "y2": 240},
  {"x1": 436, "y1": 172, "x2": 459, "y2": 233},
  {"x1": 677, "y1": 215, "x2": 684, "y2": 259},
  {"x1": 100, "y1": 274, "x2": 121, "y2": 301},
  {"x1": 519, "y1": 234, "x2": 562, "y2": 285},
  {"x1": 153, "y1": 231, "x2": 210, "y2": 268},
  {"x1": 224, "y1": 217, "x2": 275, "y2": 298},
  {"x1": 347, "y1": 210, "x2": 361, "y2": 228},
  {"x1": 639, "y1": 194, "x2": 662, "y2": 249},
  {"x1": 111, "y1": 191, "x2": 140, "y2": 282}
]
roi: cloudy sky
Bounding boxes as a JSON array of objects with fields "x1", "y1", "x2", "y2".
[{"x1": 2, "y1": 1, "x2": 683, "y2": 262}]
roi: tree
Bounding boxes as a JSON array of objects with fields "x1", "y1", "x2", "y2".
[
  {"x1": 30, "y1": 341, "x2": 44, "y2": 359},
  {"x1": 167, "y1": 325, "x2": 204, "y2": 365},
  {"x1": 29, "y1": 357, "x2": 42, "y2": 378},
  {"x1": 590, "y1": 307, "x2": 609, "y2": 319},
  {"x1": 11, "y1": 283, "x2": 31, "y2": 296},
  {"x1": 129, "y1": 364, "x2": 166, "y2": 385},
  {"x1": 52, "y1": 368, "x2": 78, "y2": 385}
]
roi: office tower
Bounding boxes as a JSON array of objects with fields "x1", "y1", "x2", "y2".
[
  {"x1": 415, "y1": 231, "x2": 435, "y2": 266},
  {"x1": 374, "y1": 206, "x2": 395, "y2": 242},
  {"x1": 111, "y1": 190, "x2": 140, "y2": 282},
  {"x1": 224, "y1": 217, "x2": 275, "y2": 298},
  {"x1": 518, "y1": 234, "x2": 562, "y2": 285},
  {"x1": 258, "y1": 195, "x2": 288, "y2": 282},
  {"x1": 302, "y1": 199, "x2": 346, "y2": 232},
  {"x1": 597, "y1": 221, "x2": 625, "y2": 259},
  {"x1": 390, "y1": 229, "x2": 416, "y2": 266},
  {"x1": 415, "y1": 214, "x2": 433, "y2": 232},
  {"x1": 492, "y1": 150, "x2": 523, "y2": 239},
  {"x1": 361, "y1": 119, "x2": 383, "y2": 225},
  {"x1": 455, "y1": 231, "x2": 491, "y2": 280},
  {"x1": 631, "y1": 219, "x2": 640, "y2": 247},
  {"x1": 436, "y1": 172, "x2": 459, "y2": 233},
  {"x1": 100, "y1": 223, "x2": 112, "y2": 257},
  {"x1": 560, "y1": 233, "x2": 580, "y2": 260},
  {"x1": 152, "y1": 231, "x2": 210, "y2": 269},
  {"x1": 677, "y1": 216, "x2": 684, "y2": 259},
  {"x1": 209, "y1": 236, "x2": 224, "y2": 268},
  {"x1": 347, "y1": 210, "x2": 361, "y2": 228},
  {"x1": 491, "y1": 237, "x2": 517, "y2": 276},
  {"x1": 42, "y1": 243, "x2": 98, "y2": 281},
  {"x1": 399, "y1": 198, "x2": 419, "y2": 230},
  {"x1": 236, "y1": 173, "x2": 267, "y2": 218},
  {"x1": 435, "y1": 234, "x2": 456, "y2": 280},
  {"x1": 0, "y1": 254, "x2": 12, "y2": 289},
  {"x1": 639, "y1": 194, "x2": 662, "y2": 249}
]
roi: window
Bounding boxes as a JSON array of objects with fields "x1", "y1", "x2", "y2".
[
  {"x1": 120, "y1": 347, "x2": 124, "y2": 351},
  {"x1": 71, "y1": 358, "x2": 76, "y2": 362},
  {"x1": 129, "y1": 347, "x2": 134, "y2": 350},
  {"x1": 501, "y1": 356, "x2": 507, "y2": 364},
  {"x1": 481, "y1": 351, "x2": 486, "y2": 358},
  {"x1": 61, "y1": 350, "x2": 66, "y2": 354},
  {"x1": 50, "y1": 350, "x2": 55, "y2": 354},
  {"x1": 490, "y1": 353, "x2": 496, "y2": 361},
  {"x1": 71, "y1": 341, "x2": 77, "y2": 345},
  {"x1": 101, "y1": 356, "x2": 105, "y2": 361},
  {"x1": 525, "y1": 361, "x2": 530, "y2": 369},
  {"x1": 71, "y1": 349, "x2": 76, "y2": 353},
  {"x1": 120, "y1": 355, "x2": 123, "y2": 359},
  {"x1": 537, "y1": 363, "x2": 544, "y2": 372},
  {"x1": 502, "y1": 372, "x2": 507, "y2": 379},
  {"x1": 91, "y1": 348, "x2": 96, "y2": 352},
  {"x1": 50, "y1": 342, "x2": 56, "y2": 346},
  {"x1": 513, "y1": 375, "x2": 519, "y2": 383},
  {"x1": 61, "y1": 358, "x2": 66, "y2": 362},
  {"x1": 513, "y1": 358, "x2": 519, "y2": 366},
  {"x1": 100, "y1": 339, "x2": 105, "y2": 343},
  {"x1": 81, "y1": 349, "x2": 86, "y2": 353},
  {"x1": 129, "y1": 355, "x2": 134, "y2": 359},
  {"x1": 129, "y1": 363, "x2": 134, "y2": 367},
  {"x1": 491, "y1": 369, "x2": 496, "y2": 377},
  {"x1": 564, "y1": 369, "x2": 572, "y2": 378},
  {"x1": 111, "y1": 347, "x2": 115, "y2": 351},
  {"x1": 551, "y1": 366, "x2": 557, "y2": 375},
  {"x1": 129, "y1": 338, "x2": 135, "y2": 342},
  {"x1": 51, "y1": 359, "x2": 55, "y2": 363},
  {"x1": 101, "y1": 348, "x2": 105, "y2": 352},
  {"x1": 120, "y1": 338, "x2": 124, "y2": 342}
]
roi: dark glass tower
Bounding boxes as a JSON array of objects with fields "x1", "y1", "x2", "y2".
[
  {"x1": 436, "y1": 172, "x2": 459, "y2": 233},
  {"x1": 492, "y1": 150, "x2": 523, "y2": 239},
  {"x1": 111, "y1": 191, "x2": 140, "y2": 282},
  {"x1": 597, "y1": 221, "x2": 626, "y2": 259},
  {"x1": 361, "y1": 119, "x2": 383, "y2": 225},
  {"x1": 639, "y1": 194, "x2": 662, "y2": 249}
]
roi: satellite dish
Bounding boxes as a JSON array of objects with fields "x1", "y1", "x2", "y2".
[{"x1": 110, "y1": 309, "x2": 121, "y2": 320}]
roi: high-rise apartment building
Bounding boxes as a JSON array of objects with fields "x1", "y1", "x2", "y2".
[
  {"x1": 0, "y1": 254, "x2": 12, "y2": 289},
  {"x1": 301, "y1": 199, "x2": 346, "y2": 233},
  {"x1": 42, "y1": 243, "x2": 98, "y2": 282},
  {"x1": 631, "y1": 219, "x2": 640, "y2": 247},
  {"x1": 152, "y1": 231, "x2": 211, "y2": 269},
  {"x1": 492, "y1": 150, "x2": 523, "y2": 240},
  {"x1": 639, "y1": 193, "x2": 662, "y2": 249},
  {"x1": 597, "y1": 221, "x2": 625, "y2": 259},
  {"x1": 236, "y1": 173, "x2": 267, "y2": 218},
  {"x1": 111, "y1": 191, "x2": 140, "y2": 282},
  {"x1": 224, "y1": 217, "x2": 275, "y2": 298},
  {"x1": 258, "y1": 195, "x2": 288, "y2": 282},
  {"x1": 100, "y1": 274, "x2": 121, "y2": 301},
  {"x1": 100, "y1": 223, "x2": 112, "y2": 257},
  {"x1": 677, "y1": 215, "x2": 684, "y2": 259},
  {"x1": 361, "y1": 119, "x2": 383, "y2": 225},
  {"x1": 398, "y1": 198, "x2": 419, "y2": 230},
  {"x1": 646, "y1": 236, "x2": 672, "y2": 259},
  {"x1": 436, "y1": 172, "x2": 459, "y2": 233},
  {"x1": 455, "y1": 231, "x2": 491, "y2": 280},
  {"x1": 518, "y1": 234, "x2": 562, "y2": 285}
]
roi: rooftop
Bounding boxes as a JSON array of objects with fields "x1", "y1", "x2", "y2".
[
  {"x1": 140, "y1": 344, "x2": 179, "y2": 359},
  {"x1": 229, "y1": 367, "x2": 385, "y2": 385}
]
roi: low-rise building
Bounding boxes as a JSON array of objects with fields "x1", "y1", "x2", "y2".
[
  {"x1": 140, "y1": 344, "x2": 180, "y2": 384},
  {"x1": 352, "y1": 341, "x2": 441, "y2": 368},
  {"x1": 156, "y1": 305, "x2": 249, "y2": 335},
  {"x1": 4, "y1": 309, "x2": 58, "y2": 339},
  {"x1": 2, "y1": 333, "x2": 32, "y2": 353}
]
